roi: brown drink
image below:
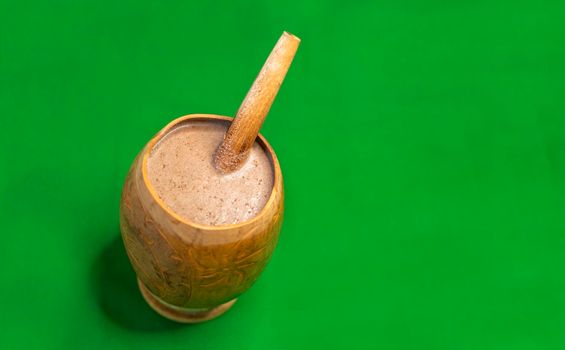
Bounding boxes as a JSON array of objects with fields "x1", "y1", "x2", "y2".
[
  {"x1": 146, "y1": 119, "x2": 274, "y2": 226},
  {"x1": 120, "y1": 32, "x2": 299, "y2": 323}
]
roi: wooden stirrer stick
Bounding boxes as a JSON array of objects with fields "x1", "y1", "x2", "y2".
[{"x1": 214, "y1": 31, "x2": 300, "y2": 173}]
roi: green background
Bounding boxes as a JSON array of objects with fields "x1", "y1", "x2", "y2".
[{"x1": 1, "y1": 0, "x2": 564, "y2": 348}]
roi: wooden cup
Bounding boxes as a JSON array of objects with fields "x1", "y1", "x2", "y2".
[{"x1": 119, "y1": 114, "x2": 284, "y2": 323}]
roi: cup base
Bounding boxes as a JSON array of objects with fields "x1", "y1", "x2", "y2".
[{"x1": 137, "y1": 279, "x2": 237, "y2": 323}]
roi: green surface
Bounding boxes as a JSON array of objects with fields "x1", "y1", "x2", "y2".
[{"x1": 1, "y1": 0, "x2": 565, "y2": 349}]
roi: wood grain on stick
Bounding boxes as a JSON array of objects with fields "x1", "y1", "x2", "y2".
[{"x1": 215, "y1": 31, "x2": 300, "y2": 172}]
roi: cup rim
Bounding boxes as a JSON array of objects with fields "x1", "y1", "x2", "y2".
[{"x1": 140, "y1": 114, "x2": 283, "y2": 231}]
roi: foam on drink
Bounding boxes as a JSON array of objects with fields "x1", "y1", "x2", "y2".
[{"x1": 146, "y1": 119, "x2": 274, "y2": 226}]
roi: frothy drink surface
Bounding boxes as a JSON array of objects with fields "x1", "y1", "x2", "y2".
[{"x1": 146, "y1": 120, "x2": 274, "y2": 226}]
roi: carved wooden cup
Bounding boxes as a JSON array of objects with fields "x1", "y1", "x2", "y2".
[{"x1": 119, "y1": 114, "x2": 284, "y2": 323}]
